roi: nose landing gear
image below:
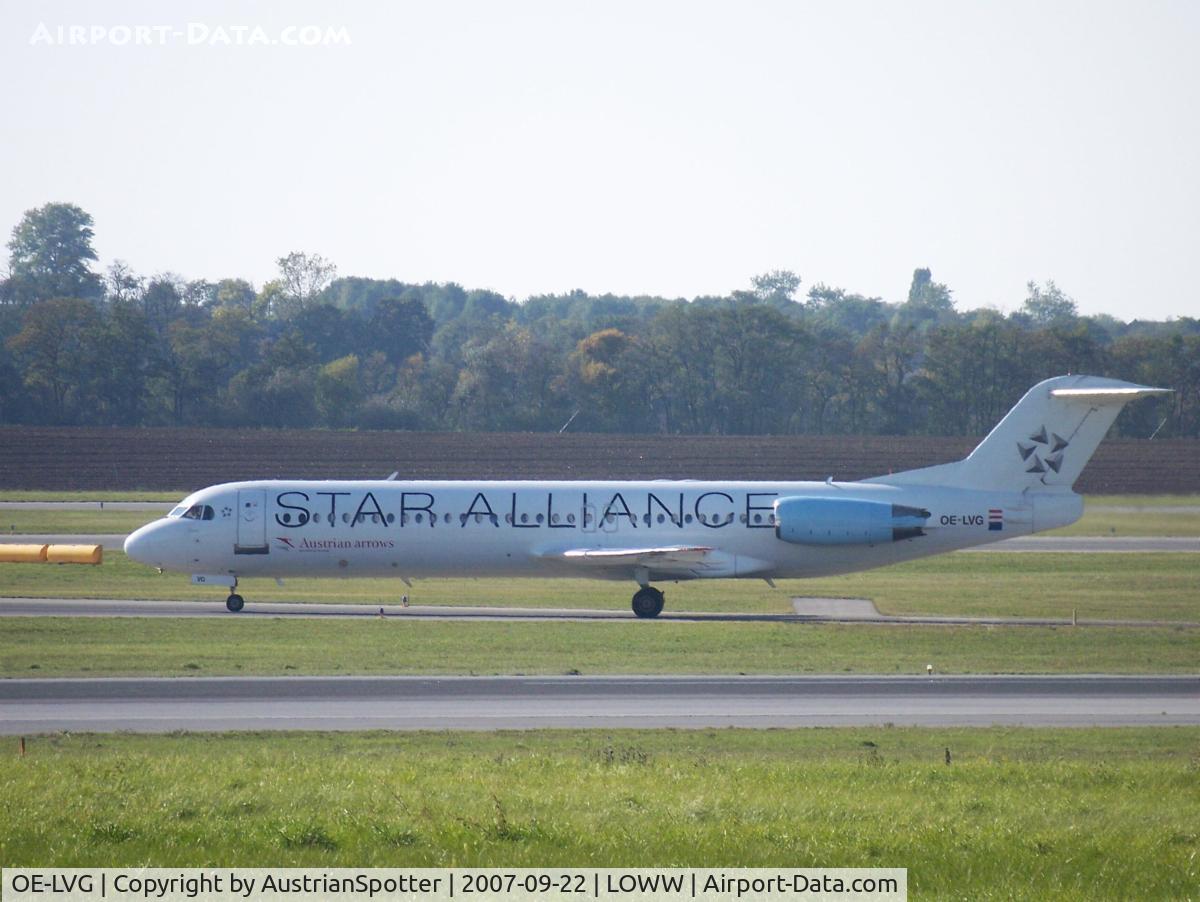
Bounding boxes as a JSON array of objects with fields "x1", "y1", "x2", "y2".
[
  {"x1": 631, "y1": 585, "x2": 665, "y2": 619},
  {"x1": 225, "y1": 593, "x2": 245, "y2": 613}
]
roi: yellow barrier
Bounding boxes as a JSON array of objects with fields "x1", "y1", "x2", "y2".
[
  {"x1": 45, "y1": 544, "x2": 103, "y2": 565},
  {"x1": 0, "y1": 544, "x2": 48, "y2": 563}
]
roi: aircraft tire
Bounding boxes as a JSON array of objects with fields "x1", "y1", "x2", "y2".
[
  {"x1": 226, "y1": 593, "x2": 245, "y2": 613},
  {"x1": 631, "y1": 586, "x2": 664, "y2": 619}
]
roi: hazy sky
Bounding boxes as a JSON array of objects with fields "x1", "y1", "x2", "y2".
[{"x1": 2, "y1": 0, "x2": 1197, "y2": 319}]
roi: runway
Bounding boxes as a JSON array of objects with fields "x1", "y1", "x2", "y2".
[
  {"x1": 1, "y1": 675, "x2": 1195, "y2": 732},
  {"x1": 1, "y1": 534, "x2": 1197, "y2": 553},
  {"x1": 3, "y1": 596, "x2": 1196, "y2": 627}
]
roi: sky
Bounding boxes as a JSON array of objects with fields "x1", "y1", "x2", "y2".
[{"x1": 1, "y1": 0, "x2": 1197, "y2": 320}]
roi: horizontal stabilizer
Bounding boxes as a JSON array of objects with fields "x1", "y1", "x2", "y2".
[{"x1": 1049, "y1": 387, "x2": 1171, "y2": 400}]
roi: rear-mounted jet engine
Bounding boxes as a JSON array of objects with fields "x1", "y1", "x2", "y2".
[{"x1": 774, "y1": 497, "x2": 930, "y2": 546}]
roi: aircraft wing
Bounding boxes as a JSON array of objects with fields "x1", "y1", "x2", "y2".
[{"x1": 542, "y1": 545, "x2": 736, "y2": 579}]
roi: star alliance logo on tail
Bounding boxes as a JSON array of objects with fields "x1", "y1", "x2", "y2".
[{"x1": 1017, "y1": 425, "x2": 1069, "y2": 477}]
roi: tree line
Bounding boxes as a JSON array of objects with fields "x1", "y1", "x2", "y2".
[{"x1": 2, "y1": 202, "x2": 1197, "y2": 438}]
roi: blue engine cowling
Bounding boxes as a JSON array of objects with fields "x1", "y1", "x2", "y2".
[{"x1": 774, "y1": 497, "x2": 930, "y2": 546}]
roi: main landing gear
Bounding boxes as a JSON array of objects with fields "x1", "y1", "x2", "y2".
[
  {"x1": 631, "y1": 585, "x2": 665, "y2": 619},
  {"x1": 226, "y1": 593, "x2": 245, "y2": 613}
]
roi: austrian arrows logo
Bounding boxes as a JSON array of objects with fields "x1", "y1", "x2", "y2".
[
  {"x1": 1017, "y1": 425, "x2": 1069, "y2": 477},
  {"x1": 274, "y1": 536, "x2": 296, "y2": 551}
]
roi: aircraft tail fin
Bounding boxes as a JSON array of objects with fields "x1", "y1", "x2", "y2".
[{"x1": 872, "y1": 375, "x2": 1170, "y2": 492}]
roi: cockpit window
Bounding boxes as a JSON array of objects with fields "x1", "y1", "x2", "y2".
[
  {"x1": 168, "y1": 505, "x2": 187, "y2": 518},
  {"x1": 180, "y1": 504, "x2": 215, "y2": 521}
]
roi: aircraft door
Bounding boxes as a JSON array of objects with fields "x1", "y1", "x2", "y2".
[{"x1": 235, "y1": 488, "x2": 269, "y2": 554}]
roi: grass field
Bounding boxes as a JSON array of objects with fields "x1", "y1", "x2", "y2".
[
  {"x1": 2, "y1": 728, "x2": 1197, "y2": 898},
  {"x1": 2, "y1": 551, "x2": 1196, "y2": 622},
  {"x1": 3, "y1": 617, "x2": 1197, "y2": 677},
  {"x1": 0, "y1": 490, "x2": 182, "y2": 502},
  {"x1": 1084, "y1": 494, "x2": 1200, "y2": 507},
  {"x1": 1052, "y1": 495, "x2": 1200, "y2": 537},
  {"x1": 0, "y1": 510, "x2": 161, "y2": 534}
]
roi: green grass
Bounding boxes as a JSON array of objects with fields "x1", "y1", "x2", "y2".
[
  {"x1": 1083, "y1": 494, "x2": 1200, "y2": 507},
  {"x1": 0, "y1": 510, "x2": 158, "y2": 534},
  {"x1": 816, "y1": 553, "x2": 1200, "y2": 622},
  {"x1": 2, "y1": 551, "x2": 1196, "y2": 622},
  {"x1": 1050, "y1": 508, "x2": 1200, "y2": 537},
  {"x1": 3, "y1": 618, "x2": 1197, "y2": 677},
  {"x1": 0, "y1": 490, "x2": 182, "y2": 502},
  {"x1": 2, "y1": 729, "x2": 1198, "y2": 899}
]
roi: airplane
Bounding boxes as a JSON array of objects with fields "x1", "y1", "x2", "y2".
[{"x1": 124, "y1": 375, "x2": 1169, "y2": 616}]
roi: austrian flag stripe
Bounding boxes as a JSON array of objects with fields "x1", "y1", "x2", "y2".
[{"x1": 988, "y1": 509, "x2": 1004, "y2": 531}]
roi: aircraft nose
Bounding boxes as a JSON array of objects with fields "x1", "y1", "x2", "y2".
[{"x1": 124, "y1": 522, "x2": 161, "y2": 564}]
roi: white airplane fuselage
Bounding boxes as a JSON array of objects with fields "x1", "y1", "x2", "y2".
[
  {"x1": 122, "y1": 375, "x2": 1167, "y2": 615},
  {"x1": 125, "y1": 478, "x2": 1079, "y2": 580}
]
